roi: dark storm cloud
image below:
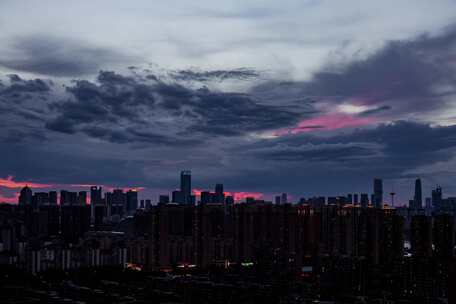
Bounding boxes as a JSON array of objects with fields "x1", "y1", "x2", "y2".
[
  {"x1": 0, "y1": 75, "x2": 52, "y2": 126},
  {"x1": 254, "y1": 144, "x2": 374, "y2": 162},
  {"x1": 245, "y1": 121, "x2": 456, "y2": 178},
  {"x1": 170, "y1": 68, "x2": 259, "y2": 82},
  {"x1": 0, "y1": 74, "x2": 50, "y2": 96},
  {"x1": 251, "y1": 25, "x2": 456, "y2": 118},
  {"x1": 45, "y1": 70, "x2": 304, "y2": 144},
  {"x1": 0, "y1": 36, "x2": 132, "y2": 77}
]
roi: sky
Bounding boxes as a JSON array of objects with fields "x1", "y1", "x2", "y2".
[{"x1": 1, "y1": 0, "x2": 456, "y2": 204}]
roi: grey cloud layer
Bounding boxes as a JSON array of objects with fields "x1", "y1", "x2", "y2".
[
  {"x1": 1, "y1": 23, "x2": 456, "y2": 201},
  {"x1": 0, "y1": 36, "x2": 133, "y2": 77},
  {"x1": 44, "y1": 70, "x2": 304, "y2": 144},
  {"x1": 251, "y1": 25, "x2": 456, "y2": 121}
]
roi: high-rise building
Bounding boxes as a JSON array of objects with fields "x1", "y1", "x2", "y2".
[
  {"x1": 281, "y1": 193, "x2": 288, "y2": 204},
  {"x1": 275, "y1": 195, "x2": 281, "y2": 205},
  {"x1": 225, "y1": 195, "x2": 234, "y2": 205},
  {"x1": 90, "y1": 186, "x2": 102, "y2": 205},
  {"x1": 19, "y1": 186, "x2": 32, "y2": 205},
  {"x1": 90, "y1": 186, "x2": 103, "y2": 223},
  {"x1": 411, "y1": 215, "x2": 432, "y2": 257},
  {"x1": 433, "y1": 214, "x2": 455, "y2": 258},
  {"x1": 78, "y1": 191, "x2": 87, "y2": 206},
  {"x1": 111, "y1": 189, "x2": 126, "y2": 218},
  {"x1": 126, "y1": 189, "x2": 138, "y2": 215},
  {"x1": 32, "y1": 192, "x2": 49, "y2": 208},
  {"x1": 49, "y1": 191, "x2": 57, "y2": 205},
  {"x1": 373, "y1": 178, "x2": 383, "y2": 208},
  {"x1": 412, "y1": 178, "x2": 423, "y2": 209},
  {"x1": 214, "y1": 184, "x2": 225, "y2": 204},
  {"x1": 432, "y1": 186, "x2": 443, "y2": 212},
  {"x1": 200, "y1": 191, "x2": 213, "y2": 204},
  {"x1": 425, "y1": 197, "x2": 432, "y2": 215},
  {"x1": 360, "y1": 193, "x2": 369, "y2": 208},
  {"x1": 60, "y1": 190, "x2": 78, "y2": 206},
  {"x1": 159, "y1": 195, "x2": 170, "y2": 204},
  {"x1": 172, "y1": 190, "x2": 183, "y2": 203},
  {"x1": 180, "y1": 170, "x2": 192, "y2": 204}
]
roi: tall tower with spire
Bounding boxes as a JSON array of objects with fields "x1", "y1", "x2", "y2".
[{"x1": 413, "y1": 178, "x2": 423, "y2": 209}]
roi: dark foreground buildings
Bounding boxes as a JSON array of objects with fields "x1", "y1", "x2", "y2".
[{"x1": 1, "y1": 175, "x2": 456, "y2": 303}]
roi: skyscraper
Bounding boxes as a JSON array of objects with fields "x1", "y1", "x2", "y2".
[
  {"x1": 413, "y1": 178, "x2": 423, "y2": 209},
  {"x1": 90, "y1": 186, "x2": 102, "y2": 205},
  {"x1": 373, "y1": 178, "x2": 383, "y2": 208},
  {"x1": 49, "y1": 191, "x2": 57, "y2": 205},
  {"x1": 90, "y1": 186, "x2": 103, "y2": 223},
  {"x1": 214, "y1": 184, "x2": 225, "y2": 204},
  {"x1": 432, "y1": 186, "x2": 443, "y2": 211},
  {"x1": 180, "y1": 170, "x2": 192, "y2": 204},
  {"x1": 78, "y1": 191, "x2": 87, "y2": 206},
  {"x1": 111, "y1": 189, "x2": 126, "y2": 218},
  {"x1": 18, "y1": 186, "x2": 32, "y2": 205},
  {"x1": 126, "y1": 189, "x2": 138, "y2": 215},
  {"x1": 281, "y1": 193, "x2": 288, "y2": 204}
]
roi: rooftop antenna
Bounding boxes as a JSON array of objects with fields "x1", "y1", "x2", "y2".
[{"x1": 390, "y1": 183, "x2": 396, "y2": 207}]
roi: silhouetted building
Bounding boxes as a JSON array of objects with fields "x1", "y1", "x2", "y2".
[
  {"x1": 78, "y1": 191, "x2": 87, "y2": 206},
  {"x1": 60, "y1": 190, "x2": 77, "y2": 206},
  {"x1": 19, "y1": 186, "x2": 32, "y2": 206},
  {"x1": 432, "y1": 185, "x2": 443, "y2": 212},
  {"x1": 410, "y1": 215, "x2": 432, "y2": 257},
  {"x1": 49, "y1": 191, "x2": 57, "y2": 205},
  {"x1": 214, "y1": 183, "x2": 225, "y2": 204},
  {"x1": 126, "y1": 189, "x2": 138, "y2": 215},
  {"x1": 159, "y1": 195, "x2": 169, "y2": 204},
  {"x1": 200, "y1": 191, "x2": 213, "y2": 204},
  {"x1": 275, "y1": 195, "x2": 281, "y2": 205},
  {"x1": 412, "y1": 178, "x2": 423, "y2": 209},
  {"x1": 281, "y1": 193, "x2": 288, "y2": 204},
  {"x1": 180, "y1": 170, "x2": 192, "y2": 204},
  {"x1": 172, "y1": 190, "x2": 183, "y2": 203},
  {"x1": 373, "y1": 178, "x2": 383, "y2": 208},
  {"x1": 145, "y1": 199, "x2": 152, "y2": 210},
  {"x1": 225, "y1": 196, "x2": 234, "y2": 205},
  {"x1": 90, "y1": 186, "x2": 103, "y2": 225},
  {"x1": 90, "y1": 186, "x2": 102, "y2": 205},
  {"x1": 433, "y1": 214, "x2": 455, "y2": 258},
  {"x1": 32, "y1": 192, "x2": 49, "y2": 209},
  {"x1": 111, "y1": 189, "x2": 126, "y2": 219}
]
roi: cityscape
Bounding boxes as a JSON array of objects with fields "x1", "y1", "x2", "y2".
[
  {"x1": 2, "y1": 1, "x2": 456, "y2": 303},
  {"x1": 0, "y1": 171, "x2": 455, "y2": 303}
]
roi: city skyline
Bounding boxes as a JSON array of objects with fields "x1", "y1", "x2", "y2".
[
  {"x1": 3, "y1": 172, "x2": 446, "y2": 210},
  {"x1": 0, "y1": 172, "x2": 451, "y2": 206},
  {"x1": 1, "y1": 2, "x2": 456, "y2": 302},
  {"x1": 2, "y1": 2, "x2": 456, "y2": 206}
]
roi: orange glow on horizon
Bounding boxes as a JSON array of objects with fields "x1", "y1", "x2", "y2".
[
  {"x1": 0, "y1": 175, "x2": 52, "y2": 189},
  {"x1": 0, "y1": 192, "x2": 19, "y2": 204}
]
